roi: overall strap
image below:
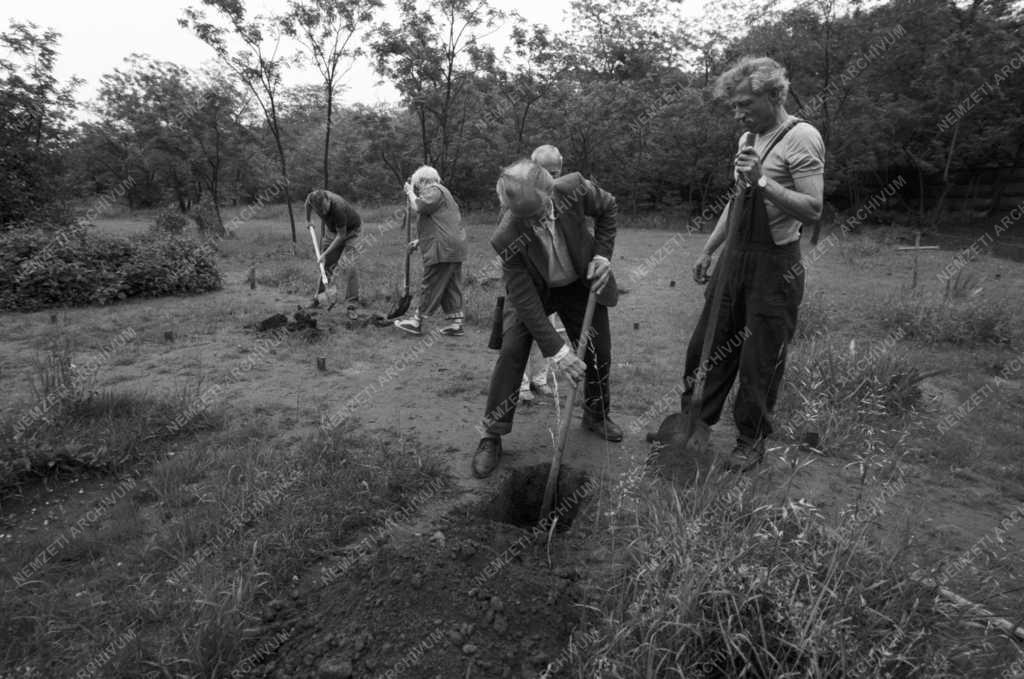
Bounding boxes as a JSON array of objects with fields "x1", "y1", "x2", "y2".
[{"x1": 760, "y1": 118, "x2": 805, "y2": 163}]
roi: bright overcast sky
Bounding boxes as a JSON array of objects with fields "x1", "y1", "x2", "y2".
[
  {"x1": 10, "y1": 0, "x2": 712, "y2": 110},
  {"x1": 8, "y1": 0, "x2": 596, "y2": 108}
]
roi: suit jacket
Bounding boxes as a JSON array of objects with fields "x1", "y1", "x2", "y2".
[
  {"x1": 414, "y1": 183, "x2": 466, "y2": 265},
  {"x1": 490, "y1": 172, "x2": 618, "y2": 357}
]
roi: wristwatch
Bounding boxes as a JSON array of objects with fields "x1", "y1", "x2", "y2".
[{"x1": 757, "y1": 176, "x2": 768, "y2": 189}]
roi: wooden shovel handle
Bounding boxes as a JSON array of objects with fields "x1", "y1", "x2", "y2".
[
  {"x1": 691, "y1": 131, "x2": 755, "y2": 407},
  {"x1": 541, "y1": 287, "x2": 598, "y2": 522},
  {"x1": 308, "y1": 225, "x2": 329, "y2": 286}
]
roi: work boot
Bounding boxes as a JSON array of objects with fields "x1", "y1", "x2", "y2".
[
  {"x1": 394, "y1": 312, "x2": 422, "y2": 335},
  {"x1": 439, "y1": 312, "x2": 464, "y2": 337},
  {"x1": 581, "y1": 413, "x2": 624, "y2": 442},
  {"x1": 472, "y1": 436, "x2": 502, "y2": 479},
  {"x1": 722, "y1": 436, "x2": 766, "y2": 472}
]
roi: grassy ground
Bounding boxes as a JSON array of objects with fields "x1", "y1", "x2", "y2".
[{"x1": 1, "y1": 202, "x2": 1023, "y2": 677}]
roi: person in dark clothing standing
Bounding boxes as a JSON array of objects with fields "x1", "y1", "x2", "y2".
[
  {"x1": 393, "y1": 165, "x2": 468, "y2": 336},
  {"x1": 305, "y1": 189, "x2": 361, "y2": 309},
  {"x1": 683, "y1": 56, "x2": 825, "y2": 472}
]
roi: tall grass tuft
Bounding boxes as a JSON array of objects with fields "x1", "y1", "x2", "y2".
[
  {"x1": 2, "y1": 369, "x2": 225, "y2": 495},
  {"x1": 773, "y1": 333, "x2": 933, "y2": 450},
  {"x1": 570, "y1": 467, "x2": 968, "y2": 678},
  {"x1": 879, "y1": 285, "x2": 1015, "y2": 346},
  {"x1": 794, "y1": 291, "x2": 832, "y2": 340}
]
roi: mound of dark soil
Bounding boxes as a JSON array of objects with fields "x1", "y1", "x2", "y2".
[{"x1": 256, "y1": 507, "x2": 597, "y2": 679}]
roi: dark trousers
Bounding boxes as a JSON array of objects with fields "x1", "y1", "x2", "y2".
[
  {"x1": 682, "y1": 189, "x2": 804, "y2": 441},
  {"x1": 481, "y1": 280, "x2": 611, "y2": 437},
  {"x1": 419, "y1": 262, "x2": 463, "y2": 317},
  {"x1": 318, "y1": 240, "x2": 359, "y2": 304}
]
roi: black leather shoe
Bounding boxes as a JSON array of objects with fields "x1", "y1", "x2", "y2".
[
  {"x1": 582, "y1": 414, "x2": 623, "y2": 442},
  {"x1": 472, "y1": 437, "x2": 502, "y2": 479}
]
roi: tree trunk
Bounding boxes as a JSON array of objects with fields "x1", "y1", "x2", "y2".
[
  {"x1": 323, "y1": 85, "x2": 333, "y2": 189},
  {"x1": 270, "y1": 126, "x2": 296, "y2": 245},
  {"x1": 208, "y1": 175, "x2": 227, "y2": 238},
  {"x1": 417, "y1": 105, "x2": 430, "y2": 166}
]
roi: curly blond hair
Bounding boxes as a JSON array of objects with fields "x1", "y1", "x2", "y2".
[{"x1": 714, "y1": 56, "x2": 790, "y2": 103}]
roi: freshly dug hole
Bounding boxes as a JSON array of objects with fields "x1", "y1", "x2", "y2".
[{"x1": 482, "y1": 463, "x2": 589, "y2": 529}]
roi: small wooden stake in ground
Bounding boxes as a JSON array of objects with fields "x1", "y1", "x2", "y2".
[
  {"x1": 317, "y1": 357, "x2": 326, "y2": 371},
  {"x1": 164, "y1": 331, "x2": 174, "y2": 342}
]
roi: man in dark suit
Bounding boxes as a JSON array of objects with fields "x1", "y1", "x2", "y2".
[{"x1": 472, "y1": 159, "x2": 622, "y2": 479}]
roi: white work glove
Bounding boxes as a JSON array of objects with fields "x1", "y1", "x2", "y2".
[{"x1": 555, "y1": 351, "x2": 586, "y2": 384}]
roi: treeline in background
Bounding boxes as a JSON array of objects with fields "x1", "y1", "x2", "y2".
[{"x1": 3, "y1": 0, "x2": 1024, "y2": 240}]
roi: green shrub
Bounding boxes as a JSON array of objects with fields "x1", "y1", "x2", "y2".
[
  {"x1": 0, "y1": 226, "x2": 221, "y2": 310},
  {"x1": 189, "y1": 197, "x2": 224, "y2": 235},
  {"x1": 153, "y1": 207, "x2": 188, "y2": 234}
]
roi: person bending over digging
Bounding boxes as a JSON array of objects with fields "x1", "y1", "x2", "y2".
[
  {"x1": 394, "y1": 165, "x2": 467, "y2": 337},
  {"x1": 305, "y1": 189, "x2": 361, "y2": 310},
  {"x1": 471, "y1": 159, "x2": 622, "y2": 480},
  {"x1": 683, "y1": 55, "x2": 825, "y2": 472}
]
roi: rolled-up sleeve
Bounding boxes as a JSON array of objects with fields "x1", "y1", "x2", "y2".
[{"x1": 788, "y1": 126, "x2": 825, "y2": 180}]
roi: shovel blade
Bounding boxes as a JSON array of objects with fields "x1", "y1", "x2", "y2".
[
  {"x1": 646, "y1": 409, "x2": 716, "y2": 484},
  {"x1": 386, "y1": 293, "x2": 413, "y2": 320},
  {"x1": 647, "y1": 411, "x2": 710, "y2": 450},
  {"x1": 317, "y1": 285, "x2": 338, "y2": 306}
]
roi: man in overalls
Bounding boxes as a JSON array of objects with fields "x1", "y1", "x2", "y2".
[{"x1": 683, "y1": 56, "x2": 825, "y2": 472}]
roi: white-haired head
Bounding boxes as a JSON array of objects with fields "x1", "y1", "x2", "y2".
[
  {"x1": 410, "y1": 165, "x2": 441, "y2": 189},
  {"x1": 530, "y1": 145, "x2": 563, "y2": 178},
  {"x1": 714, "y1": 56, "x2": 790, "y2": 104},
  {"x1": 496, "y1": 160, "x2": 554, "y2": 218}
]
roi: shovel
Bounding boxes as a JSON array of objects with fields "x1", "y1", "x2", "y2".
[
  {"x1": 309, "y1": 224, "x2": 338, "y2": 309},
  {"x1": 540, "y1": 287, "x2": 598, "y2": 522},
  {"x1": 386, "y1": 203, "x2": 414, "y2": 320},
  {"x1": 648, "y1": 133, "x2": 755, "y2": 462}
]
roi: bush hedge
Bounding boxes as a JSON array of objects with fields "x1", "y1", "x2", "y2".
[
  {"x1": 152, "y1": 207, "x2": 189, "y2": 234},
  {"x1": 0, "y1": 225, "x2": 222, "y2": 310}
]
